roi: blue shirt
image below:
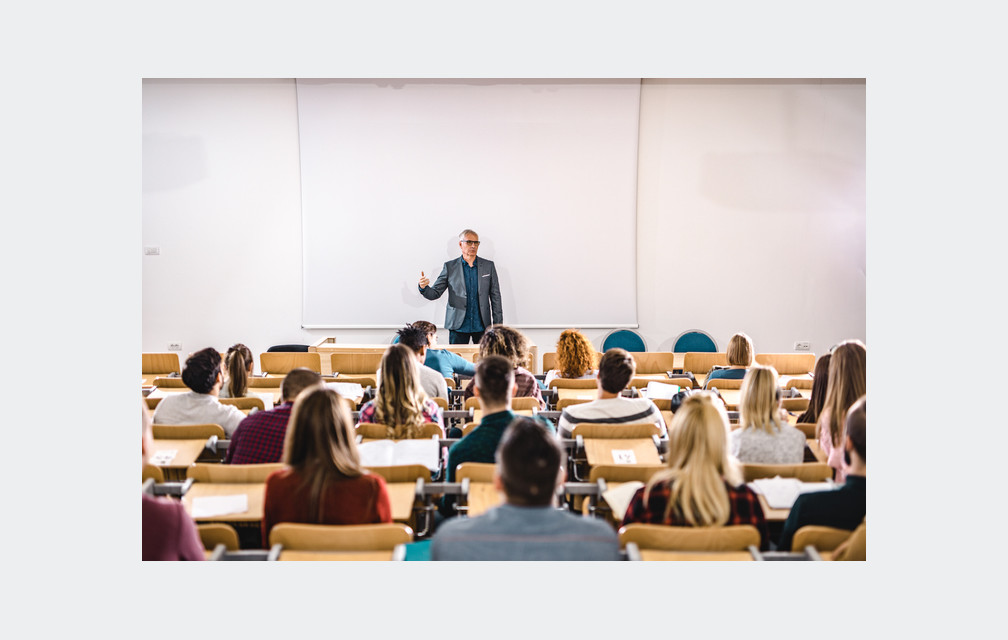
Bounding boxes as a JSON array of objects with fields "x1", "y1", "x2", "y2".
[
  {"x1": 424, "y1": 348, "x2": 477, "y2": 379},
  {"x1": 458, "y1": 257, "x2": 483, "y2": 333}
]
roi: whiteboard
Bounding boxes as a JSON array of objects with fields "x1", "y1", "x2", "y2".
[{"x1": 297, "y1": 79, "x2": 641, "y2": 329}]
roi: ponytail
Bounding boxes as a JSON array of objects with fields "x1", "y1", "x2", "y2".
[{"x1": 225, "y1": 343, "x2": 253, "y2": 398}]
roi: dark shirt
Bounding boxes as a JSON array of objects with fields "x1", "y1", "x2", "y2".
[
  {"x1": 225, "y1": 402, "x2": 293, "y2": 464},
  {"x1": 778, "y1": 474, "x2": 866, "y2": 552},
  {"x1": 463, "y1": 366, "x2": 546, "y2": 410},
  {"x1": 142, "y1": 493, "x2": 205, "y2": 561},
  {"x1": 706, "y1": 367, "x2": 748, "y2": 382},
  {"x1": 458, "y1": 256, "x2": 483, "y2": 333},
  {"x1": 621, "y1": 479, "x2": 771, "y2": 550}
]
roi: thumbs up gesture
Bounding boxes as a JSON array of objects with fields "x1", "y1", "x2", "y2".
[{"x1": 418, "y1": 271, "x2": 430, "y2": 288}]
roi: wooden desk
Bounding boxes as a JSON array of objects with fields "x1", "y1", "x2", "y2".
[
  {"x1": 310, "y1": 339, "x2": 539, "y2": 374},
  {"x1": 555, "y1": 388, "x2": 597, "y2": 402},
  {"x1": 385, "y1": 482, "x2": 419, "y2": 524},
  {"x1": 466, "y1": 482, "x2": 503, "y2": 518},
  {"x1": 278, "y1": 550, "x2": 394, "y2": 561},
  {"x1": 584, "y1": 439, "x2": 662, "y2": 467},
  {"x1": 181, "y1": 483, "x2": 265, "y2": 523},
  {"x1": 638, "y1": 549, "x2": 753, "y2": 561},
  {"x1": 806, "y1": 438, "x2": 826, "y2": 463},
  {"x1": 148, "y1": 439, "x2": 205, "y2": 481}
]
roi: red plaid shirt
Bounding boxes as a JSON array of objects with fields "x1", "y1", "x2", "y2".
[
  {"x1": 225, "y1": 403, "x2": 293, "y2": 465},
  {"x1": 621, "y1": 479, "x2": 770, "y2": 550}
]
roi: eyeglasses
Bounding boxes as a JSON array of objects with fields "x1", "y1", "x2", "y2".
[{"x1": 461, "y1": 240, "x2": 480, "y2": 246}]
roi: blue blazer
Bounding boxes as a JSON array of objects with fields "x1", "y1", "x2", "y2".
[{"x1": 420, "y1": 256, "x2": 502, "y2": 331}]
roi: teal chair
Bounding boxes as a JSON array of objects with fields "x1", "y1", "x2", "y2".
[
  {"x1": 672, "y1": 330, "x2": 717, "y2": 353},
  {"x1": 601, "y1": 329, "x2": 646, "y2": 352}
]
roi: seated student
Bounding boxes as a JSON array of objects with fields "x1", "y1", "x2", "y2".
[
  {"x1": 462, "y1": 325, "x2": 545, "y2": 409},
  {"x1": 778, "y1": 396, "x2": 866, "y2": 551},
  {"x1": 358, "y1": 343, "x2": 445, "y2": 438},
  {"x1": 795, "y1": 353, "x2": 831, "y2": 424},
  {"x1": 225, "y1": 368, "x2": 323, "y2": 464},
  {"x1": 556, "y1": 348, "x2": 666, "y2": 439},
  {"x1": 543, "y1": 328, "x2": 598, "y2": 388},
  {"x1": 730, "y1": 365, "x2": 805, "y2": 464},
  {"x1": 220, "y1": 343, "x2": 253, "y2": 398},
  {"x1": 621, "y1": 392, "x2": 770, "y2": 550},
  {"x1": 385, "y1": 325, "x2": 448, "y2": 400},
  {"x1": 705, "y1": 332, "x2": 754, "y2": 385},
  {"x1": 817, "y1": 339, "x2": 866, "y2": 482},
  {"x1": 261, "y1": 386, "x2": 392, "y2": 544},
  {"x1": 152, "y1": 347, "x2": 246, "y2": 437},
  {"x1": 412, "y1": 320, "x2": 476, "y2": 380},
  {"x1": 142, "y1": 401, "x2": 203, "y2": 561},
  {"x1": 431, "y1": 417, "x2": 620, "y2": 561}
]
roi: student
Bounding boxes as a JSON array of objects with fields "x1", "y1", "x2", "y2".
[
  {"x1": 462, "y1": 325, "x2": 545, "y2": 409},
  {"x1": 261, "y1": 386, "x2": 392, "y2": 544},
  {"x1": 730, "y1": 365, "x2": 805, "y2": 464},
  {"x1": 151, "y1": 347, "x2": 246, "y2": 437},
  {"x1": 388, "y1": 325, "x2": 449, "y2": 400},
  {"x1": 220, "y1": 343, "x2": 253, "y2": 398},
  {"x1": 142, "y1": 401, "x2": 204, "y2": 561},
  {"x1": 779, "y1": 396, "x2": 866, "y2": 551},
  {"x1": 357, "y1": 344, "x2": 444, "y2": 438},
  {"x1": 706, "y1": 332, "x2": 754, "y2": 385},
  {"x1": 621, "y1": 392, "x2": 770, "y2": 550},
  {"x1": 556, "y1": 348, "x2": 666, "y2": 439},
  {"x1": 795, "y1": 353, "x2": 831, "y2": 425},
  {"x1": 543, "y1": 328, "x2": 597, "y2": 388},
  {"x1": 817, "y1": 340, "x2": 866, "y2": 482},
  {"x1": 225, "y1": 368, "x2": 323, "y2": 464},
  {"x1": 431, "y1": 417, "x2": 620, "y2": 561},
  {"x1": 411, "y1": 320, "x2": 476, "y2": 380}
]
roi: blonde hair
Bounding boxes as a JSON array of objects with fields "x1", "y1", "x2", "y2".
[
  {"x1": 555, "y1": 329, "x2": 594, "y2": 378},
  {"x1": 374, "y1": 344, "x2": 430, "y2": 439},
  {"x1": 726, "y1": 332, "x2": 754, "y2": 367},
  {"x1": 282, "y1": 386, "x2": 363, "y2": 523},
  {"x1": 739, "y1": 365, "x2": 785, "y2": 434},
  {"x1": 821, "y1": 339, "x2": 867, "y2": 447},
  {"x1": 643, "y1": 393, "x2": 741, "y2": 526}
]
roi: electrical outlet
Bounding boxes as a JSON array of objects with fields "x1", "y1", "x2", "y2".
[
  {"x1": 168, "y1": 342, "x2": 182, "y2": 351},
  {"x1": 144, "y1": 246, "x2": 160, "y2": 256},
  {"x1": 794, "y1": 341, "x2": 811, "y2": 352}
]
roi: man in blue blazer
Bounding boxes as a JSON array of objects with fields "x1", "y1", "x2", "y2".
[{"x1": 418, "y1": 229, "x2": 503, "y2": 344}]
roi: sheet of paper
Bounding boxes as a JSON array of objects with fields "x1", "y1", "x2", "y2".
[
  {"x1": 326, "y1": 382, "x2": 365, "y2": 398},
  {"x1": 644, "y1": 381, "x2": 680, "y2": 400},
  {"x1": 602, "y1": 481, "x2": 645, "y2": 522},
  {"x1": 358, "y1": 439, "x2": 440, "y2": 471},
  {"x1": 748, "y1": 477, "x2": 835, "y2": 509},
  {"x1": 191, "y1": 494, "x2": 249, "y2": 518},
  {"x1": 611, "y1": 449, "x2": 637, "y2": 464},
  {"x1": 148, "y1": 450, "x2": 177, "y2": 465}
]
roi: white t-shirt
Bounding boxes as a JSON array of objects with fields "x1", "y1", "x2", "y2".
[{"x1": 151, "y1": 391, "x2": 246, "y2": 437}]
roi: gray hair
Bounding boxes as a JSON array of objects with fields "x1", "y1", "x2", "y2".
[{"x1": 459, "y1": 229, "x2": 478, "y2": 241}]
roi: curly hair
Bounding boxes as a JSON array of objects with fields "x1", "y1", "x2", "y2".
[
  {"x1": 479, "y1": 325, "x2": 530, "y2": 369},
  {"x1": 555, "y1": 329, "x2": 595, "y2": 378}
]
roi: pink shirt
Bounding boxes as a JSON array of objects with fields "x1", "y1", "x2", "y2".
[{"x1": 817, "y1": 408, "x2": 849, "y2": 482}]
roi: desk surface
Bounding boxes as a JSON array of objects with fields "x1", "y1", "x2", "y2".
[
  {"x1": 149, "y1": 439, "x2": 205, "y2": 480},
  {"x1": 182, "y1": 483, "x2": 265, "y2": 523},
  {"x1": 638, "y1": 549, "x2": 754, "y2": 561},
  {"x1": 466, "y1": 482, "x2": 503, "y2": 518},
  {"x1": 584, "y1": 438, "x2": 662, "y2": 467},
  {"x1": 277, "y1": 550, "x2": 394, "y2": 561},
  {"x1": 385, "y1": 482, "x2": 418, "y2": 523}
]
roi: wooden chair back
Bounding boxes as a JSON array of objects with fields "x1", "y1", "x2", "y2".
[
  {"x1": 754, "y1": 353, "x2": 815, "y2": 375},
  {"x1": 741, "y1": 462, "x2": 832, "y2": 483},
  {"x1": 364, "y1": 464, "x2": 432, "y2": 483},
  {"x1": 630, "y1": 377, "x2": 693, "y2": 390},
  {"x1": 795, "y1": 422, "x2": 818, "y2": 438},
  {"x1": 792, "y1": 525, "x2": 854, "y2": 553},
  {"x1": 356, "y1": 422, "x2": 441, "y2": 440},
  {"x1": 330, "y1": 353, "x2": 383, "y2": 376},
  {"x1": 704, "y1": 377, "x2": 743, "y2": 390},
  {"x1": 327, "y1": 374, "x2": 377, "y2": 388},
  {"x1": 549, "y1": 377, "x2": 598, "y2": 390},
  {"x1": 618, "y1": 523, "x2": 761, "y2": 551},
  {"x1": 142, "y1": 463, "x2": 164, "y2": 483},
  {"x1": 145, "y1": 397, "x2": 162, "y2": 411},
  {"x1": 557, "y1": 397, "x2": 592, "y2": 412},
  {"x1": 187, "y1": 462, "x2": 284, "y2": 483},
  {"x1": 152, "y1": 423, "x2": 225, "y2": 439},
  {"x1": 832, "y1": 520, "x2": 866, "y2": 561},
  {"x1": 248, "y1": 376, "x2": 284, "y2": 388},
  {"x1": 783, "y1": 376, "x2": 814, "y2": 390},
  {"x1": 198, "y1": 523, "x2": 241, "y2": 552},
  {"x1": 463, "y1": 396, "x2": 538, "y2": 411},
  {"x1": 269, "y1": 522, "x2": 414, "y2": 551},
  {"x1": 461, "y1": 421, "x2": 479, "y2": 437},
  {"x1": 444, "y1": 377, "x2": 456, "y2": 390},
  {"x1": 152, "y1": 377, "x2": 187, "y2": 388},
  {"x1": 631, "y1": 352, "x2": 678, "y2": 375},
  {"x1": 588, "y1": 464, "x2": 666, "y2": 483},
  {"x1": 683, "y1": 352, "x2": 728, "y2": 374},
  {"x1": 571, "y1": 422, "x2": 661, "y2": 439},
  {"x1": 431, "y1": 396, "x2": 449, "y2": 410},
  {"x1": 780, "y1": 397, "x2": 809, "y2": 412},
  {"x1": 260, "y1": 351, "x2": 321, "y2": 375},
  {"x1": 220, "y1": 397, "x2": 266, "y2": 412},
  {"x1": 455, "y1": 462, "x2": 496, "y2": 483},
  {"x1": 143, "y1": 352, "x2": 181, "y2": 375}
]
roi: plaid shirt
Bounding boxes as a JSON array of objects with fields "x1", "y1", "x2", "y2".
[
  {"x1": 224, "y1": 403, "x2": 293, "y2": 465},
  {"x1": 621, "y1": 479, "x2": 770, "y2": 550},
  {"x1": 357, "y1": 398, "x2": 444, "y2": 433}
]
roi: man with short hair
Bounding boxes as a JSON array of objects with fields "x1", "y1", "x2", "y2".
[
  {"x1": 411, "y1": 320, "x2": 476, "y2": 379},
  {"x1": 431, "y1": 417, "x2": 620, "y2": 561},
  {"x1": 418, "y1": 229, "x2": 503, "y2": 344},
  {"x1": 224, "y1": 368, "x2": 323, "y2": 464},
  {"x1": 777, "y1": 396, "x2": 867, "y2": 552},
  {"x1": 555, "y1": 347, "x2": 666, "y2": 439},
  {"x1": 391, "y1": 325, "x2": 449, "y2": 400},
  {"x1": 152, "y1": 347, "x2": 246, "y2": 437}
]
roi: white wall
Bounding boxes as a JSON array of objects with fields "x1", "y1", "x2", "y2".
[{"x1": 142, "y1": 78, "x2": 865, "y2": 372}]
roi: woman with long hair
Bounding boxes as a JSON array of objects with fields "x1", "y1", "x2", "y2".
[
  {"x1": 621, "y1": 392, "x2": 769, "y2": 549},
  {"x1": 220, "y1": 343, "x2": 253, "y2": 398},
  {"x1": 261, "y1": 386, "x2": 392, "y2": 543},
  {"x1": 818, "y1": 340, "x2": 867, "y2": 482},
  {"x1": 730, "y1": 365, "x2": 805, "y2": 464},
  {"x1": 357, "y1": 344, "x2": 444, "y2": 438},
  {"x1": 795, "y1": 353, "x2": 831, "y2": 424},
  {"x1": 543, "y1": 329, "x2": 597, "y2": 388}
]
